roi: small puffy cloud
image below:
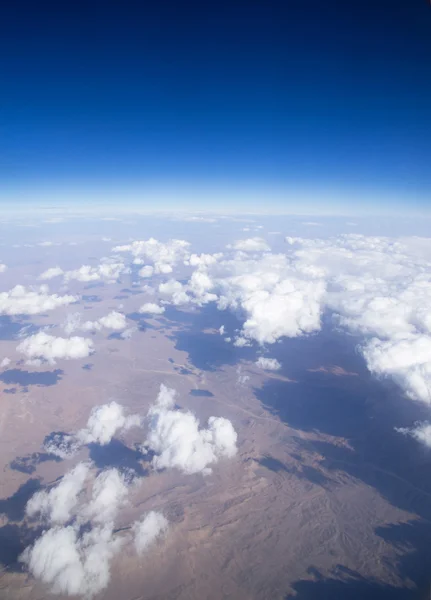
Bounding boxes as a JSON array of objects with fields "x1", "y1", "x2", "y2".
[
  {"x1": 187, "y1": 270, "x2": 217, "y2": 304},
  {"x1": 158, "y1": 279, "x2": 190, "y2": 306},
  {"x1": 77, "y1": 401, "x2": 141, "y2": 446},
  {"x1": 65, "y1": 311, "x2": 127, "y2": 334},
  {"x1": 84, "y1": 468, "x2": 129, "y2": 524},
  {"x1": 0, "y1": 285, "x2": 77, "y2": 316},
  {"x1": 144, "y1": 384, "x2": 238, "y2": 475},
  {"x1": 0, "y1": 263, "x2": 7, "y2": 273},
  {"x1": 120, "y1": 326, "x2": 136, "y2": 339},
  {"x1": 17, "y1": 332, "x2": 94, "y2": 364},
  {"x1": 139, "y1": 302, "x2": 165, "y2": 315},
  {"x1": 0, "y1": 357, "x2": 11, "y2": 368},
  {"x1": 84, "y1": 311, "x2": 128, "y2": 332},
  {"x1": 39, "y1": 267, "x2": 64, "y2": 280},
  {"x1": 230, "y1": 238, "x2": 270, "y2": 252},
  {"x1": 157, "y1": 263, "x2": 173, "y2": 274},
  {"x1": 138, "y1": 265, "x2": 154, "y2": 278},
  {"x1": 186, "y1": 253, "x2": 223, "y2": 267},
  {"x1": 44, "y1": 402, "x2": 141, "y2": 459},
  {"x1": 26, "y1": 462, "x2": 90, "y2": 525},
  {"x1": 255, "y1": 357, "x2": 281, "y2": 371},
  {"x1": 132, "y1": 511, "x2": 168, "y2": 555}
]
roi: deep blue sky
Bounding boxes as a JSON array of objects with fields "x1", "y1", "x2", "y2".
[{"x1": 1, "y1": 0, "x2": 431, "y2": 213}]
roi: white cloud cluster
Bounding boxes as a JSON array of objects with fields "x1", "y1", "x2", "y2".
[
  {"x1": 21, "y1": 467, "x2": 134, "y2": 597},
  {"x1": 158, "y1": 279, "x2": 191, "y2": 305},
  {"x1": 0, "y1": 263, "x2": 7, "y2": 272},
  {"x1": 0, "y1": 285, "x2": 77, "y2": 315},
  {"x1": 84, "y1": 468, "x2": 129, "y2": 524},
  {"x1": 282, "y1": 235, "x2": 431, "y2": 407},
  {"x1": 64, "y1": 260, "x2": 129, "y2": 284},
  {"x1": 17, "y1": 332, "x2": 94, "y2": 364},
  {"x1": 146, "y1": 233, "x2": 431, "y2": 424},
  {"x1": 65, "y1": 311, "x2": 128, "y2": 334},
  {"x1": 0, "y1": 357, "x2": 11, "y2": 368},
  {"x1": 139, "y1": 302, "x2": 165, "y2": 315},
  {"x1": 211, "y1": 253, "x2": 325, "y2": 344},
  {"x1": 26, "y1": 462, "x2": 90, "y2": 525},
  {"x1": 153, "y1": 250, "x2": 325, "y2": 342},
  {"x1": 21, "y1": 378, "x2": 239, "y2": 593},
  {"x1": 77, "y1": 401, "x2": 141, "y2": 446},
  {"x1": 22, "y1": 525, "x2": 117, "y2": 597},
  {"x1": 185, "y1": 252, "x2": 223, "y2": 267},
  {"x1": 45, "y1": 401, "x2": 141, "y2": 459},
  {"x1": 113, "y1": 238, "x2": 190, "y2": 275},
  {"x1": 144, "y1": 384, "x2": 238, "y2": 475},
  {"x1": 255, "y1": 357, "x2": 282, "y2": 371},
  {"x1": 40, "y1": 260, "x2": 129, "y2": 284}
]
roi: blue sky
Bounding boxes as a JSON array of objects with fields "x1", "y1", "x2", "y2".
[{"x1": 1, "y1": 0, "x2": 430, "y2": 214}]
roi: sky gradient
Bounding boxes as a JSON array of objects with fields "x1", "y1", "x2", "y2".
[{"x1": 1, "y1": 0, "x2": 431, "y2": 214}]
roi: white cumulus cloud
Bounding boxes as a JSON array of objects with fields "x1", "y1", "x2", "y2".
[
  {"x1": 139, "y1": 302, "x2": 165, "y2": 315},
  {"x1": 26, "y1": 462, "x2": 90, "y2": 525},
  {"x1": 113, "y1": 238, "x2": 190, "y2": 275},
  {"x1": 77, "y1": 401, "x2": 141, "y2": 446},
  {"x1": 17, "y1": 332, "x2": 94, "y2": 364},
  {"x1": 0, "y1": 285, "x2": 77, "y2": 316},
  {"x1": 20, "y1": 521, "x2": 124, "y2": 598},
  {"x1": 39, "y1": 266, "x2": 64, "y2": 280},
  {"x1": 84, "y1": 468, "x2": 129, "y2": 524},
  {"x1": 64, "y1": 260, "x2": 128, "y2": 284},
  {"x1": 132, "y1": 511, "x2": 168, "y2": 555},
  {"x1": 255, "y1": 357, "x2": 282, "y2": 371},
  {"x1": 138, "y1": 265, "x2": 154, "y2": 278},
  {"x1": 144, "y1": 384, "x2": 238, "y2": 475}
]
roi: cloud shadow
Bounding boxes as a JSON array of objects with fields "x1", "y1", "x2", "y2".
[
  {"x1": 286, "y1": 566, "x2": 420, "y2": 599},
  {"x1": 190, "y1": 389, "x2": 214, "y2": 397},
  {"x1": 0, "y1": 369, "x2": 63, "y2": 387},
  {"x1": 254, "y1": 327, "x2": 431, "y2": 592},
  {"x1": 0, "y1": 316, "x2": 39, "y2": 340},
  {"x1": 0, "y1": 479, "x2": 42, "y2": 522},
  {"x1": 164, "y1": 304, "x2": 258, "y2": 371},
  {"x1": 10, "y1": 452, "x2": 62, "y2": 475},
  {"x1": 88, "y1": 439, "x2": 149, "y2": 477}
]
